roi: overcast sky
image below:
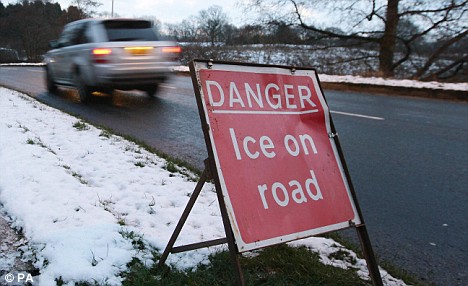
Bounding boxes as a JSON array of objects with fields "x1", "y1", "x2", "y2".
[{"x1": 4, "y1": 0, "x2": 249, "y2": 26}]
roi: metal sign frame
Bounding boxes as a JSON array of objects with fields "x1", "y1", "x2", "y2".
[{"x1": 158, "y1": 60, "x2": 383, "y2": 286}]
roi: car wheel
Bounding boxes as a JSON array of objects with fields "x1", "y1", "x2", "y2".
[
  {"x1": 74, "y1": 70, "x2": 92, "y2": 103},
  {"x1": 45, "y1": 66, "x2": 57, "y2": 93},
  {"x1": 144, "y1": 84, "x2": 159, "y2": 97}
]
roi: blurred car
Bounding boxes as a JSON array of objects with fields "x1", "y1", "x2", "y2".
[{"x1": 44, "y1": 18, "x2": 181, "y2": 102}]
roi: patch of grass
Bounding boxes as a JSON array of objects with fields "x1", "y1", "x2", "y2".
[
  {"x1": 72, "y1": 171, "x2": 88, "y2": 185},
  {"x1": 321, "y1": 232, "x2": 430, "y2": 286},
  {"x1": 97, "y1": 194, "x2": 114, "y2": 213},
  {"x1": 18, "y1": 123, "x2": 29, "y2": 133},
  {"x1": 25, "y1": 137, "x2": 57, "y2": 154},
  {"x1": 122, "y1": 244, "x2": 368, "y2": 286},
  {"x1": 99, "y1": 130, "x2": 112, "y2": 138},
  {"x1": 244, "y1": 245, "x2": 366, "y2": 285},
  {"x1": 56, "y1": 277, "x2": 107, "y2": 286},
  {"x1": 164, "y1": 161, "x2": 178, "y2": 173},
  {"x1": 379, "y1": 260, "x2": 432, "y2": 286},
  {"x1": 73, "y1": 121, "x2": 90, "y2": 131},
  {"x1": 120, "y1": 230, "x2": 146, "y2": 251},
  {"x1": 134, "y1": 161, "x2": 146, "y2": 168},
  {"x1": 329, "y1": 248, "x2": 357, "y2": 264}
]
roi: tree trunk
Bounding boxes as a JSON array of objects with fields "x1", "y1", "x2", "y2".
[{"x1": 379, "y1": 0, "x2": 399, "y2": 78}]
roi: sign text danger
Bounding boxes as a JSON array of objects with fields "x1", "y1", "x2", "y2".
[{"x1": 205, "y1": 80, "x2": 317, "y2": 111}]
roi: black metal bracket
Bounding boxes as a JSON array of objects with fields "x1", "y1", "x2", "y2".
[
  {"x1": 158, "y1": 160, "x2": 221, "y2": 266},
  {"x1": 157, "y1": 158, "x2": 245, "y2": 285}
]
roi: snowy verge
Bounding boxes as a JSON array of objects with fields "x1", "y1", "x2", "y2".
[
  {"x1": 172, "y1": 65, "x2": 468, "y2": 92},
  {"x1": 0, "y1": 87, "x2": 406, "y2": 285}
]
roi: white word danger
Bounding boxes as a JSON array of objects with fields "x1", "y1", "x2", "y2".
[{"x1": 206, "y1": 80, "x2": 316, "y2": 110}]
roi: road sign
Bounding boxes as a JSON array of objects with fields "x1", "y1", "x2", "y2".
[{"x1": 192, "y1": 61, "x2": 361, "y2": 252}]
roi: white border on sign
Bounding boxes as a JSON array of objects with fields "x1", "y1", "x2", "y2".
[{"x1": 193, "y1": 62, "x2": 361, "y2": 252}]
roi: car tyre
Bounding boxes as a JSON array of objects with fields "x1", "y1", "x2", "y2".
[
  {"x1": 144, "y1": 84, "x2": 159, "y2": 97},
  {"x1": 74, "y1": 70, "x2": 92, "y2": 103},
  {"x1": 45, "y1": 66, "x2": 57, "y2": 94}
]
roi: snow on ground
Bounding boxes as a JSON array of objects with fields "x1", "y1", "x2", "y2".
[
  {"x1": 319, "y1": 74, "x2": 468, "y2": 91},
  {"x1": 0, "y1": 87, "x2": 407, "y2": 285},
  {"x1": 173, "y1": 65, "x2": 468, "y2": 91}
]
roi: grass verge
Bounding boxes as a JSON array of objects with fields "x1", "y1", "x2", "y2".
[{"x1": 123, "y1": 244, "x2": 368, "y2": 286}]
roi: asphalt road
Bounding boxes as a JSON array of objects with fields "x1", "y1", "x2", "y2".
[{"x1": 1, "y1": 66, "x2": 467, "y2": 285}]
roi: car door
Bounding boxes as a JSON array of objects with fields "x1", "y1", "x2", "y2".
[
  {"x1": 51, "y1": 24, "x2": 77, "y2": 83},
  {"x1": 61, "y1": 23, "x2": 89, "y2": 83}
]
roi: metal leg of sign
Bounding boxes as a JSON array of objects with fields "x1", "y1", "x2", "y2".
[
  {"x1": 212, "y1": 173, "x2": 246, "y2": 286},
  {"x1": 328, "y1": 118, "x2": 383, "y2": 286},
  {"x1": 158, "y1": 166, "x2": 211, "y2": 268},
  {"x1": 356, "y1": 224, "x2": 384, "y2": 286},
  {"x1": 157, "y1": 159, "x2": 245, "y2": 286}
]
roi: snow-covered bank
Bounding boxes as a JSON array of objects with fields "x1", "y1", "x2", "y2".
[
  {"x1": 319, "y1": 74, "x2": 468, "y2": 91},
  {"x1": 0, "y1": 87, "x2": 407, "y2": 285},
  {"x1": 172, "y1": 65, "x2": 468, "y2": 92}
]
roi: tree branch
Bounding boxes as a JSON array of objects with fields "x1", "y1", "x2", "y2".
[
  {"x1": 413, "y1": 29, "x2": 468, "y2": 79},
  {"x1": 289, "y1": 0, "x2": 380, "y2": 43},
  {"x1": 399, "y1": 0, "x2": 468, "y2": 17}
]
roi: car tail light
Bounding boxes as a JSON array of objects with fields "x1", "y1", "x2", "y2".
[
  {"x1": 91, "y1": 48, "x2": 112, "y2": 63},
  {"x1": 162, "y1": 46, "x2": 181, "y2": 61},
  {"x1": 162, "y1": 46, "x2": 181, "y2": 53}
]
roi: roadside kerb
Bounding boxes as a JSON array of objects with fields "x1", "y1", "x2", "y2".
[
  {"x1": 320, "y1": 81, "x2": 467, "y2": 102},
  {"x1": 173, "y1": 66, "x2": 468, "y2": 102}
]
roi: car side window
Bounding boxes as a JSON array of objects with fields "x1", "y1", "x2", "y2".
[
  {"x1": 57, "y1": 23, "x2": 89, "y2": 47},
  {"x1": 72, "y1": 23, "x2": 89, "y2": 45},
  {"x1": 57, "y1": 25, "x2": 76, "y2": 47}
]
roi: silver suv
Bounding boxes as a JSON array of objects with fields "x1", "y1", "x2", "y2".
[{"x1": 44, "y1": 18, "x2": 180, "y2": 102}]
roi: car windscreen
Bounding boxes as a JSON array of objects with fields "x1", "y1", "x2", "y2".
[{"x1": 103, "y1": 20, "x2": 159, "y2": 41}]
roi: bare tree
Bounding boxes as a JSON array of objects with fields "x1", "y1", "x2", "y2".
[
  {"x1": 245, "y1": 0, "x2": 468, "y2": 80},
  {"x1": 166, "y1": 16, "x2": 200, "y2": 42},
  {"x1": 70, "y1": 0, "x2": 102, "y2": 18},
  {"x1": 197, "y1": 5, "x2": 229, "y2": 46}
]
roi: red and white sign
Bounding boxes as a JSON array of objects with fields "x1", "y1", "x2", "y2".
[{"x1": 192, "y1": 62, "x2": 361, "y2": 252}]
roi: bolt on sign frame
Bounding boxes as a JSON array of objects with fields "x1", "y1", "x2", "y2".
[{"x1": 158, "y1": 60, "x2": 383, "y2": 286}]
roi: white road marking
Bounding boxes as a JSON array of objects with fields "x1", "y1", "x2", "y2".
[{"x1": 331, "y1": 110, "x2": 385, "y2": 120}]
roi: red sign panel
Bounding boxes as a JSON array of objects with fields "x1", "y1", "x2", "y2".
[{"x1": 192, "y1": 62, "x2": 361, "y2": 252}]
